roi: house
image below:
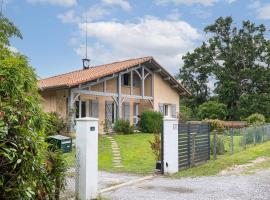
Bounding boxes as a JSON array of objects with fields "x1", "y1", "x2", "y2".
[{"x1": 38, "y1": 56, "x2": 190, "y2": 133}]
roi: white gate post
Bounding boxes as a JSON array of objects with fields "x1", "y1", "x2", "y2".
[
  {"x1": 163, "y1": 118, "x2": 178, "y2": 174},
  {"x1": 76, "y1": 117, "x2": 99, "y2": 200}
]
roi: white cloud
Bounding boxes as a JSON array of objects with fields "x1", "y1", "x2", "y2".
[
  {"x1": 57, "y1": 10, "x2": 80, "y2": 23},
  {"x1": 226, "y1": 0, "x2": 236, "y2": 3},
  {"x1": 75, "y1": 16, "x2": 201, "y2": 74},
  {"x1": 155, "y1": 0, "x2": 218, "y2": 6},
  {"x1": 101, "y1": 0, "x2": 131, "y2": 11},
  {"x1": 26, "y1": 0, "x2": 77, "y2": 7},
  {"x1": 57, "y1": 6, "x2": 110, "y2": 24},
  {"x1": 257, "y1": 3, "x2": 270, "y2": 20}
]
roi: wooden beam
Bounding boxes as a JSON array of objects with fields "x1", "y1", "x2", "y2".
[
  {"x1": 134, "y1": 69, "x2": 142, "y2": 79},
  {"x1": 81, "y1": 74, "x2": 117, "y2": 89},
  {"x1": 71, "y1": 88, "x2": 153, "y2": 100},
  {"x1": 144, "y1": 72, "x2": 150, "y2": 80},
  {"x1": 155, "y1": 69, "x2": 161, "y2": 73},
  {"x1": 164, "y1": 77, "x2": 170, "y2": 81},
  {"x1": 144, "y1": 66, "x2": 153, "y2": 74}
]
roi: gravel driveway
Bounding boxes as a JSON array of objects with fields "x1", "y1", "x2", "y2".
[{"x1": 103, "y1": 169, "x2": 270, "y2": 200}]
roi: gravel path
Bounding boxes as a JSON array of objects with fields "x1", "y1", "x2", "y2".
[{"x1": 103, "y1": 169, "x2": 270, "y2": 200}]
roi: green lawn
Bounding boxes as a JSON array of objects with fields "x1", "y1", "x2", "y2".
[
  {"x1": 171, "y1": 141, "x2": 270, "y2": 178},
  {"x1": 64, "y1": 133, "x2": 156, "y2": 174},
  {"x1": 112, "y1": 134, "x2": 155, "y2": 174}
]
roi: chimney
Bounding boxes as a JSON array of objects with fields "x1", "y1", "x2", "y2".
[{"x1": 82, "y1": 58, "x2": 90, "y2": 69}]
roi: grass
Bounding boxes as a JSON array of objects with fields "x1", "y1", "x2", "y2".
[
  {"x1": 171, "y1": 141, "x2": 270, "y2": 178},
  {"x1": 112, "y1": 134, "x2": 155, "y2": 174},
  {"x1": 64, "y1": 133, "x2": 156, "y2": 174}
]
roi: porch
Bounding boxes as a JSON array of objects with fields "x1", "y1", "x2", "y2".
[{"x1": 69, "y1": 64, "x2": 154, "y2": 133}]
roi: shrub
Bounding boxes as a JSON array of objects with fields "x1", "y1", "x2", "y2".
[
  {"x1": 179, "y1": 105, "x2": 192, "y2": 122},
  {"x1": 210, "y1": 134, "x2": 226, "y2": 155},
  {"x1": 113, "y1": 119, "x2": 133, "y2": 134},
  {"x1": 140, "y1": 111, "x2": 163, "y2": 133},
  {"x1": 246, "y1": 113, "x2": 265, "y2": 126},
  {"x1": 45, "y1": 112, "x2": 67, "y2": 136},
  {"x1": 148, "y1": 134, "x2": 161, "y2": 161},
  {"x1": 203, "y1": 119, "x2": 225, "y2": 133},
  {"x1": 198, "y1": 101, "x2": 228, "y2": 120}
]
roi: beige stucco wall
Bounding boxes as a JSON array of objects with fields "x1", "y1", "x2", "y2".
[{"x1": 153, "y1": 73, "x2": 180, "y2": 115}]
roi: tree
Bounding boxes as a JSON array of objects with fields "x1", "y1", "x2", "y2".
[
  {"x1": 198, "y1": 101, "x2": 228, "y2": 120},
  {"x1": 179, "y1": 17, "x2": 270, "y2": 120},
  {"x1": 0, "y1": 14, "x2": 66, "y2": 199}
]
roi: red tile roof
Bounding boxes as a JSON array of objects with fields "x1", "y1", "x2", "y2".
[{"x1": 38, "y1": 56, "x2": 190, "y2": 95}]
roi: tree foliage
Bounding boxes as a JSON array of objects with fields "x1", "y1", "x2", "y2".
[
  {"x1": 0, "y1": 14, "x2": 66, "y2": 199},
  {"x1": 179, "y1": 17, "x2": 270, "y2": 120},
  {"x1": 198, "y1": 101, "x2": 227, "y2": 120},
  {"x1": 246, "y1": 113, "x2": 265, "y2": 126}
]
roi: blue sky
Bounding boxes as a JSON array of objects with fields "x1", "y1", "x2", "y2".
[{"x1": 3, "y1": 0, "x2": 270, "y2": 78}]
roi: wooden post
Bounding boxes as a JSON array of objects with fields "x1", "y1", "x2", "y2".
[
  {"x1": 79, "y1": 96, "x2": 82, "y2": 118},
  {"x1": 69, "y1": 91, "x2": 75, "y2": 132},
  {"x1": 130, "y1": 70, "x2": 133, "y2": 95},
  {"x1": 141, "y1": 66, "x2": 145, "y2": 99},
  {"x1": 118, "y1": 73, "x2": 122, "y2": 119},
  {"x1": 191, "y1": 132, "x2": 196, "y2": 167},
  {"x1": 230, "y1": 128, "x2": 234, "y2": 154},
  {"x1": 213, "y1": 130, "x2": 217, "y2": 160}
]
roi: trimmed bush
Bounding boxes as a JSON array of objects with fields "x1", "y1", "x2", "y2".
[
  {"x1": 113, "y1": 119, "x2": 133, "y2": 134},
  {"x1": 203, "y1": 119, "x2": 225, "y2": 133},
  {"x1": 198, "y1": 101, "x2": 228, "y2": 120},
  {"x1": 246, "y1": 113, "x2": 265, "y2": 126},
  {"x1": 45, "y1": 112, "x2": 67, "y2": 136},
  {"x1": 140, "y1": 111, "x2": 163, "y2": 133}
]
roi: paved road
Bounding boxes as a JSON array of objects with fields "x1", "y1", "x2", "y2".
[{"x1": 103, "y1": 169, "x2": 270, "y2": 200}]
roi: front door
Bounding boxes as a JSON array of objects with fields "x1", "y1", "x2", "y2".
[{"x1": 133, "y1": 103, "x2": 139, "y2": 125}]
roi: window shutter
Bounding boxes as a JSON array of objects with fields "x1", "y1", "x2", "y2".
[
  {"x1": 171, "y1": 104, "x2": 177, "y2": 118},
  {"x1": 122, "y1": 102, "x2": 130, "y2": 121},
  {"x1": 91, "y1": 100, "x2": 99, "y2": 118},
  {"x1": 159, "y1": 103, "x2": 164, "y2": 114}
]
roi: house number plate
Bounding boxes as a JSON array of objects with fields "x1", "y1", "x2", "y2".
[{"x1": 90, "y1": 126, "x2": 95, "y2": 132}]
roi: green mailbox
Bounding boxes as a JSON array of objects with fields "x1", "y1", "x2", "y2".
[{"x1": 47, "y1": 135, "x2": 72, "y2": 153}]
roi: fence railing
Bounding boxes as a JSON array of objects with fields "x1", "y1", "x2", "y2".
[{"x1": 212, "y1": 124, "x2": 270, "y2": 159}]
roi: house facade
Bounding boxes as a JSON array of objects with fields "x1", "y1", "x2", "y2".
[{"x1": 38, "y1": 56, "x2": 190, "y2": 133}]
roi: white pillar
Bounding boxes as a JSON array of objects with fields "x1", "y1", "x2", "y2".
[
  {"x1": 76, "y1": 117, "x2": 99, "y2": 200},
  {"x1": 163, "y1": 118, "x2": 178, "y2": 174}
]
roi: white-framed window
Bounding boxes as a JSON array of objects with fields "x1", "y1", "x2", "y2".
[
  {"x1": 159, "y1": 103, "x2": 177, "y2": 118},
  {"x1": 164, "y1": 104, "x2": 169, "y2": 116}
]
